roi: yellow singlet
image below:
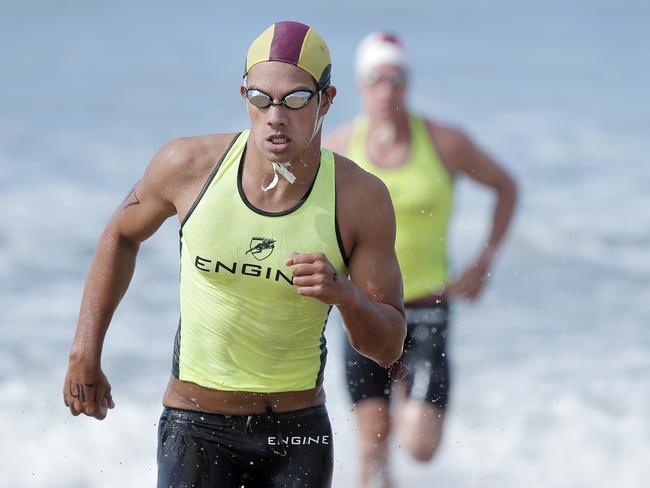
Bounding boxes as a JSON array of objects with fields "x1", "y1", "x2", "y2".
[
  {"x1": 348, "y1": 115, "x2": 453, "y2": 302},
  {"x1": 174, "y1": 131, "x2": 348, "y2": 392}
]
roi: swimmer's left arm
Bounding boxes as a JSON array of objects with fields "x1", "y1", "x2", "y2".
[
  {"x1": 436, "y1": 125, "x2": 518, "y2": 298},
  {"x1": 287, "y1": 168, "x2": 406, "y2": 368}
]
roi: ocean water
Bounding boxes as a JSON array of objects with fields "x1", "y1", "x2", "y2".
[{"x1": 1, "y1": 0, "x2": 649, "y2": 486}]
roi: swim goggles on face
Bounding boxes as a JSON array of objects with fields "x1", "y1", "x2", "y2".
[{"x1": 245, "y1": 88, "x2": 318, "y2": 110}]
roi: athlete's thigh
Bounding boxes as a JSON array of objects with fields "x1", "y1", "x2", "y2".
[
  {"x1": 396, "y1": 400, "x2": 445, "y2": 460},
  {"x1": 402, "y1": 304, "x2": 451, "y2": 409},
  {"x1": 157, "y1": 408, "x2": 245, "y2": 488},
  {"x1": 266, "y1": 406, "x2": 334, "y2": 488},
  {"x1": 267, "y1": 441, "x2": 333, "y2": 488}
]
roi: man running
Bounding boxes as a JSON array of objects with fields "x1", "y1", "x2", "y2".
[
  {"x1": 325, "y1": 32, "x2": 518, "y2": 487},
  {"x1": 63, "y1": 21, "x2": 406, "y2": 488}
]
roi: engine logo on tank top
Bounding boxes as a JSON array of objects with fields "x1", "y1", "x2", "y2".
[{"x1": 246, "y1": 237, "x2": 276, "y2": 261}]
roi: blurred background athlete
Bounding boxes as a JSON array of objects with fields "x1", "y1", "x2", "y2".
[{"x1": 325, "y1": 31, "x2": 518, "y2": 487}]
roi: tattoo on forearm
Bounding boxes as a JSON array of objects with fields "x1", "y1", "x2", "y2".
[
  {"x1": 332, "y1": 271, "x2": 338, "y2": 282},
  {"x1": 123, "y1": 185, "x2": 141, "y2": 209}
]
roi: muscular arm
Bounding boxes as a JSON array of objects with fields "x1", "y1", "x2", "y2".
[
  {"x1": 64, "y1": 139, "x2": 187, "y2": 419},
  {"x1": 433, "y1": 123, "x2": 518, "y2": 298},
  {"x1": 339, "y1": 176, "x2": 406, "y2": 367},
  {"x1": 286, "y1": 160, "x2": 405, "y2": 368}
]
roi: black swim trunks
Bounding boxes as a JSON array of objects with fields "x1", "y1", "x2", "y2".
[
  {"x1": 344, "y1": 302, "x2": 450, "y2": 410},
  {"x1": 157, "y1": 404, "x2": 333, "y2": 487}
]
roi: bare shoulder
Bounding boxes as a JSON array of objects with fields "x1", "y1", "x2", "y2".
[
  {"x1": 426, "y1": 119, "x2": 476, "y2": 173},
  {"x1": 426, "y1": 119, "x2": 472, "y2": 151},
  {"x1": 334, "y1": 153, "x2": 390, "y2": 203},
  {"x1": 143, "y1": 133, "x2": 239, "y2": 201},
  {"x1": 334, "y1": 153, "x2": 394, "y2": 237},
  {"x1": 332, "y1": 153, "x2": 396, "y2": 266},
  {"x1": 322, "y1": 121, "x2": 355, "y2": 155},
  {"x1": 148, "y1": 133, "x2": 238, "y2": 179},
  {"x1": 426, "y1": 119, "x2": 514, "y2": 187}
]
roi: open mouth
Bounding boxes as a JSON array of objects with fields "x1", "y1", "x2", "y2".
[
  {"x1": 267, "y1": 134, "x2": 292, "y2": 145},
  {"x1": 266, "y1": 134, "x2": 292, "y2": 153}
]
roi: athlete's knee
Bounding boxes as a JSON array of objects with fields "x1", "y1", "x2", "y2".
[
  {"x1": 398, "y1": 404, "x2": 444, "y2": 462},
  {"x1": 407, "y1": 437, "x2": 442, "y2": 462},
  {"x1": 405, "y1": 420, "x2": 443, "y2": 462}
]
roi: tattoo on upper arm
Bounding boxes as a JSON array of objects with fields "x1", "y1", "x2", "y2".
[{"x1": 123, "y1": 185, "x2": 141, "y2": 209}]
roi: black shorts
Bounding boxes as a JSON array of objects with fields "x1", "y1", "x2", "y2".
[
  {"x1": 157, "y1": 404, "x2": 333, "y2": 488},
  {"x1": 344, "y1": 302, "x2": 451, "y2": 410}
]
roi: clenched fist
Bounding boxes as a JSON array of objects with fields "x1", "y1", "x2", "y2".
[
  {"x1": 63, "y1": 361, "x2": 115, "y2": 420},
  {"x1": 285, "y1": 252, "x2": 350, "y2": 305}
]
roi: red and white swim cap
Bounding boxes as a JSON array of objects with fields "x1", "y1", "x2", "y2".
[{"x1": 355, "y1": 32, "x2": 409, "y2": 82}]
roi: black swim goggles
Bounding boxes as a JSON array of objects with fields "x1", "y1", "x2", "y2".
[{"x1": 245, "y1": 87, "x2": 318, "y2": 110}]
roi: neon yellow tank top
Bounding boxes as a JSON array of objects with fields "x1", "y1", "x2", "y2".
[
  {"x1": 175, "y1": 130, "x2": 347, "y2": 392},
  {"x1": 348, "y1": 116, "x2": 453, "y2": 302}
]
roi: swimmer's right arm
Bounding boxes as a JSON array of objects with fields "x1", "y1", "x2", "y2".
[{"x1": 63, "y1": 139, "x2": 187, "y2": 420}]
